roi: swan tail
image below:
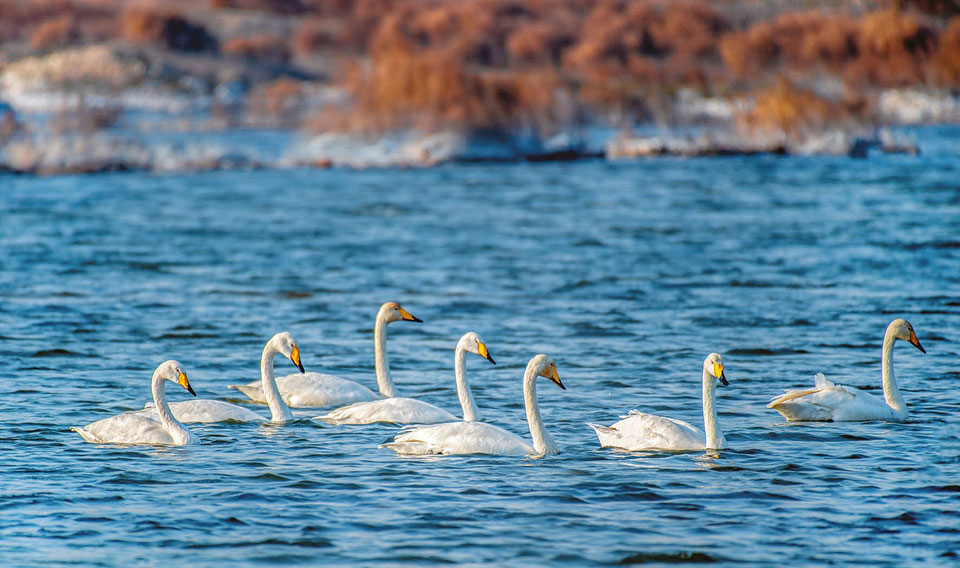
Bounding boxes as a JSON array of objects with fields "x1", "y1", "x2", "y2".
[
  {"x1": 587, "y1": 422, "x2": 619, "y2": 447},
  {"x1": 380, "y1": 441, "x2": 443, "y2": 455},
  {"x1": 314, "y1": 412, "x2": 347, "y2": 425},
  {"x1": 71, "y1": 426, "x2": 101, "y2": 444},
  {"x1": 813, "y1": 372, "x2": 834, "y2": 389},
  {"x1": 228, "y1": 384, "x2": 266, "y2": 403}
]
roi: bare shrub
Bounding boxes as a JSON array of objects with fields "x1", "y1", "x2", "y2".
[
  {"x1": 739, "y1": 78, "x2": 838, "y2": 137},
  {"x1": 223, "y1": 34, "x2": 290, "y2": 63},
  {"x1": 30, "y1": 15, "x2": 76, "y2": 50}
]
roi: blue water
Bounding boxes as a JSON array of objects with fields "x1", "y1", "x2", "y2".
[{"x1": 2, "y1": 132, "x2": 960, "y2": 566}]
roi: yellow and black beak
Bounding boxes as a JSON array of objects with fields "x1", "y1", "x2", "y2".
[
  {"x1": 291, "y1": 344, "x2": 305, "y2": 373},
  {"x1": 477, "y1": 341, "x2": 495, "y2": 364},
  {"x1": 714, "y1": 362, "x2": 729, "y2": 386},
  {"x1": 908, "y1": 328, "x2": 926, "y2": 354},
  {"x1": 398, "y1": 306, "x2": 422, "y2": 323},
  {"x1": 547, "y1": 364, "x2": 566, "y2": 390},
  {"x1": 178, "y1": 371, "x2": 197, "y2": 397}
]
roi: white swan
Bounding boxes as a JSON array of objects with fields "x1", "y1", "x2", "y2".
[
  {"x1": 588, "y1": 353, "x2": 728, "y2": 452},
  {"x1": 139, "y1": 332, "x2": 305, "y2": 424},
  {"x1": 229, "y1": 302, "x2": 421, "y2": 407},
  {"x1": 318, "y1": 331, "x2": 495, "y2": 425},
  {"x1": 383, "y1": 354, "x2": 566, "y2": 457},
  {"x1": 72, "y1": 360, "x2": 199, "y2": 446},
  {"x1": 768, "y1": 318, "x2": 925, "y2": 421}
]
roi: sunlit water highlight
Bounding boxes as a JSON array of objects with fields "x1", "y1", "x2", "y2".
[{"x1": 2, "y1": 128, "x2": 959, "y2": 566}]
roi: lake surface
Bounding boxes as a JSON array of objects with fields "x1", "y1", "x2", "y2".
[{"x1": 2, "y1": 128, "x2": 959, "y2": 566}]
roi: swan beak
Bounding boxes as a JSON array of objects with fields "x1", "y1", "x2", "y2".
[
  {"x1": 291, "y1": 345, "x2": 305, "y2": 373},
  {"x1": 908, "y1": 329, "x2": 926, "y2": 354},
  {"x1": 548, "y1": 365, "x2": 566, "y2": 390},
  {"x1": 714, "y1": 363, "x2": 728, "y2": 386},
  {"x1": 477, "y1": 341, "x2": 495, "y2": 364},
  {"x1": 398, "y1": 307, "x2": 422, "y2": 323},
  {"x1": 178, "y1": 371, "x2": 197, "y2": 397}
]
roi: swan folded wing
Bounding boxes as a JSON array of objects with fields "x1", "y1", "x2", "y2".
[
  {"x1": 388, "y1": 422, "x2": 534, "y2": 456},
  {"x1": 281, "y1": 372, "x2": 379, "y2": 407},
  {"x1": 140, "y1": 400, "x2": 266, "y2": 423},
  {"x1": 73, "y1": 413, "x2": 180, "y2": 445},
  {"x1": 768, "y1": 379, "x2": 874, "y2": 421},
  {"x1": 229, "y1": 373, "x2": 378, "y2": 408},
  {"x1": 768, "y1": 379, "x2": 858, "y2": 408},
  {"x1": 590, "y1": 412, "x2": 703, "y2": 451},
  {"x1": 318, "y1": 397, "x2": 457, "y2": 425}
]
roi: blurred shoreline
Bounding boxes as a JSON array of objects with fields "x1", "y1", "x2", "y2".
[{"x1": 1, "y1": 1, "x2": 959, "y2": 174}]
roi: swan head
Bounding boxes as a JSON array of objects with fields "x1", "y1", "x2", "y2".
[
  {"x1": 703, "y1": 353, "x2": 728, "y2": 386},
  {"x1": 158, "y1": 360, "x2": 196, "y2": 396},
  {"x1": 458, "y1": 331, "x2": 496, "y2": 364},
  {"x1": 379, "y1": 301, "x2": 422, "y2": 324},
  {"x1": 270, "y1": 331, "x2": 306, "y2": 373},
  {"x1": 530, "y1": 354, "x2": 565, "y2": 390},
  {"x1": 888, "y1": 318, "x2": 925, "y2": 353}
]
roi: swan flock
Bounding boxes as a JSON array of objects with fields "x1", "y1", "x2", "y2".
[{"x1": 73, "y1": 308, "x2": 929, "y2": 453}]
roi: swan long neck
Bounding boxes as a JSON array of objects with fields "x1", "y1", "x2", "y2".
[
  {"x1": 374, "y1": 314, "x2": 397, "y2": 397},
  {"x1": 701, "y1": 369, "x2": 725, "y2": 450},
  {"x1": 454, "y1": 345, "x2": 481, "y2": 422},
  {"x1": 261, "y1": 341, "x2": 294, "y2": 423},
  {"x1": 151, "y1": 368, "x2": 190, "y2": 444},
  {"x1": 881, "y1": 329, "x2": 906, "y2": 412},
  {"x1": 523, "y1": 362, "x2": 555, "y2": 456}
]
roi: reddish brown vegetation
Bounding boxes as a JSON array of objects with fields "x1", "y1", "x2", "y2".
[
  {"x1": 2, "y1": 0, "x2": 959, "y2": 137},
  {"x1": 223, "y1": 34, "x2": 290, "y2": 63},
  {"x1": 738, "y1": 78, "x2": 840, "y2": 136},
  {"x1": 0, "y1": 0, "x2": 114, "y2": 46}
]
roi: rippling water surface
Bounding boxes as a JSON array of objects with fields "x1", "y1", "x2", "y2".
[{"x1": 2, "y1": 129, "x2": 960, "y2": 566}]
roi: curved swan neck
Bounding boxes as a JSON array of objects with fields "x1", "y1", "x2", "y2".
[
  {"x1": 701, "y1": 369, "x2": 725, "y2": 450},
  {"x1": 374, "y1": 313, "x2": 397, "y2": 397},
  {"x1": 151, "y1": 368, "x2": 190, "y2": 444},
  {"x1": 881, "y1": 329, "x2": 906, "y2": 412},
  {"x1": 523, "y1": 361, "x2": 555, "y2": 456},
  {"x1": 454, "y1": 345, "x2": 481, "y2": 422},
  {"x1": 261, "y1": 341, "x2": 294, "y2": 423}
]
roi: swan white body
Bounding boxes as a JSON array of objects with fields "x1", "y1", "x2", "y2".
[
  {"x1": 229, "y1": 302, "x2": 420, "y2": 407},
  {"x1": 589, "y1": 353, "x2": 728, "y2": 452},
  {"x1": 318, "y1": 331, "x2": 494, "y2": 426},
  {"x1": 137, "y1": 332, "x2": 305, "y2": 424},
  {"x1": 768, "y1": 318, "x2": 925, "y2": 422},
  {"x1": 72, "y1": 361, "x2": 199, "y2": 446},
  {"x1": 384, "y1": 354, "x2": 565, "y2": 457},
  {"x1": 140, "y1": 399, "x2": 267, "y2": 423}
]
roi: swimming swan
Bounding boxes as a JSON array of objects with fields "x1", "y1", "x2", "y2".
[
  {"x1": 588, "y1": 353, "x2": 728, "y2": 452},
  {"x1": 383, "y1": 354, "x2": 565, "y2": 457},
  {"x1": 767, "y1": 318, "x2": 925, "y2": 422},
  {"x1": 72, "y1": 360, "x2": 199, "y2": 446},
  {"x1": 141, "y1": 332, "x2": 305, "y2": 424},
  {"x1": 318, "y1": 331, "x2": 495, "y2": 425},
  {"x1": 229, "y1": 302, "x2": 421, "y2": 407}
]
